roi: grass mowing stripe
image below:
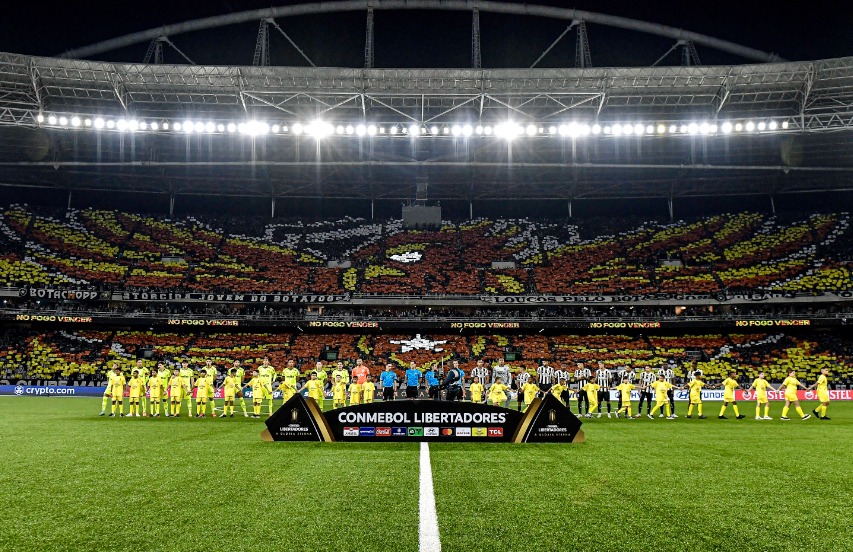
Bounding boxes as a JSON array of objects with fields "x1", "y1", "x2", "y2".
[{"x1": 419, "y1": 442, "x2": 441, "y2": 552}]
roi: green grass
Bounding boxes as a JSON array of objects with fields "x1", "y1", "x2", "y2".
[{"x1": 1, "y1": 398, "x2": 851, "y2": 551}]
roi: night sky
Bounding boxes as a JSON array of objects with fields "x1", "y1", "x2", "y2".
[{"x1": 0, "y1": 0, "x2": 850, "y2": 68}]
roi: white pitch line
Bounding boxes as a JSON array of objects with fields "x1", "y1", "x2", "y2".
[{"x1": 419, "y1": 442, "x2": 442, "y2": 552}]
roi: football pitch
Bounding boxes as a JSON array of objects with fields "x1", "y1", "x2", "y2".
[{"x1": 1, "y1": 398, "x2": 851, "y2": 552}]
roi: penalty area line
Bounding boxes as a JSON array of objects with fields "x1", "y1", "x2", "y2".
[{"x1": 419, "y1": 442, "x2": 441, "y2": 552}]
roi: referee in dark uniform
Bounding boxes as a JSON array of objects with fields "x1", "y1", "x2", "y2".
[{"x1": 440, "y1": 360, "x2": 465, "y2": 401}]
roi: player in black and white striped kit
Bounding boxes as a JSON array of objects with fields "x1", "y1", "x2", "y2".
[
  {"x1": 515, "y1": 367, "x2": 531, "y2": 411},
  {"x1": 471, "y1": 360, "x2": 490, "y2": 387},
  {"x1": 636, "y1": 366, "x2": 657, "y2": 417},
  {"x1": 536, "y1": 362, "x2": 555, "y2": 394},
  {"x1": 658, "y1": 364, "x2": 677, "y2": 417},
  {"x1": 595, "y1": 362, "x2": 613, "y2": 418},
  {"x1": 574, "y1": 362, "x2": 592, "y2": 416},
  {"x1": 554, "y1": 364, "x2": 573, "y2": 411}
]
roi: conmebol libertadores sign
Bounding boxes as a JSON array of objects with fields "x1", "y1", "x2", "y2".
[{"x1": 261, "y1": 393, "x2": 584, "y2": 443}]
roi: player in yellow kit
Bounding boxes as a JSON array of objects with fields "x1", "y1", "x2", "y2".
[
  {"x1": 195, "y1": 369, "x2": 211, "y2": 418},
  {"x1": 229, "y1": 360, "x2": 249, "y2": 417},
  {"x1": 147, "y1": 372, "x2": 164, "y2": 417},
  {"x1": 332, "y1": 376, "x2": 347, "y2": 409},
  {"x1": 218, "y1": 368, "x2": 239, "y2": 418},
  {"x1": 298, "y1": 372, "x2": 326, "y2": 410},
  {"x1": 469, "y1": 380, "x2": 485, "y2": 403},
  {"x1": 99, "y1": 362, "x2": 117, "y2": 416},
  {"x1": 685, "y1": 375, "x2": 707, "y2": 419},
  {"x1": 520, "y1": 377, "x2": 539, "y2": 412},
  {"x1": 488, "y1": 377, "x2": 509, "y2": 407},
  {"x1": 203, "y1": 360, "x2": 218, "y2": 417},
  {"x1": 179, "y1": 361, "x2": 194, "y2": 417},
  {"x1": 615, "y1": 379, "x2": 636, "y2": 418},
  {"x1": 156, "y1": 363, "x2": 170, "y2": 417},
  {"x1": 127, "y1": 370, "x2": 145, "y2": 417},
  {"x1": 809, "y1": 367, "x2": 831, "y2": 420},
  {"x1": 280, "y1": 359, "x2": 300, "y2": 404},
  {"x1": 257, "y1": 358, "x2": 276, "y2": 416},
  {"x1": 582, "y1": 381, "x2": 601, "y2": 418},
  {"x1": 550, "y1": 378, "x2": 571, "y2": 406},
  {"x1": 362, "y1": 375, "x2": 376, "y2": 404},
  {"x1": 243, "y1": 369, "x2": 267, "y2": 418},
  {"x1": 718, "y1": 371, "x2": 746, "y2": 419},
  {"x1": 349, "y1": 378, "x2": 362, "y2": 406},
  {"x1": 109, "y1": 366, "x2": 126, "y2": 417},
  {"x1": 648, "y1": 375, "x2": 674, "y2": 419},
  {"x1": 168, "y1": 369, "x2": 183, "y2": 417},
  {"x1": 748, "y1": 371, "x2": 776, "y2": 420},
  {"x1": 780, "y1": 370, "x2": 812, "y2": 421}
]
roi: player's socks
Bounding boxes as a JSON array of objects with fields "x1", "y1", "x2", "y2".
[
  {"x1": 756, "y1": 406, "x2": 761, "y2": 418},
  {"x1": 782, "y1": 406, "x2": 790, "y2": 418},
  {"x1": 822, "y1": 405, "x2": 829, "y2": 417},
  {"x1": 101, "y1": 395, "x2": 109, "y2": 411},
  {"x1": 665, "y1": 404, "x2": 671, "y2": 417},
  {"x1": 687, "y1": 404, "x2": 694, "y2": 417},
  {"x1": 719, "y1": 405, "x2": 727, "y2": 417},
  {"x1": 732, "y1": 405, "x2": 740, "y2": 417},
  {"x1": 764, "y1": 405, "x2": 770, "y2": 418},
  {"x1": 698, "y1": 404, "x2": 703, "y2": 417},
  {"x1": 795, "y1": 406, "x2": 805, "y2": 418}
]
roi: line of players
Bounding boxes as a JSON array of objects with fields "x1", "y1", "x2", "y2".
[
  {"x1": 536, "y1": 364, "x2": 832, "y2": 421},
  {"x1": 97, "y1": 356, "x2": 834, "y2": 423}
]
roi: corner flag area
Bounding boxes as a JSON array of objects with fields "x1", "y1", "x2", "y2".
[{"x1": 1, "y1": 397, "x2": 851, "y2": 551}]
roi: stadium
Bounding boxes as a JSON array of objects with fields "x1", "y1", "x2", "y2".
[{"x1": 1, "y1": 1, "x2": 851, "y2": 550}]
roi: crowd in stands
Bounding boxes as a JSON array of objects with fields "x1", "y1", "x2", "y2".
[
  {"x1": 1, "y1": 205, "x2": 849, "y2": 297},
  {"x1": 3, "y1": 329, "x2": 850, "y2": 388}
]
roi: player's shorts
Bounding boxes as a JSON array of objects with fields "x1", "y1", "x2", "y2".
[
  {"x1": 149, "y1": 393, "x2": 161, "y2": 401},
  {"x1": 224, "y1": 393, "x2": 235, "y2": 401},
  {"x1": 428, "y1": 387, "x2": 438, "y2": 399},
  {"x1": 383, "y1": 387, "x2": 395, "y2": 401},
  {"x1": 129, "y1": 395, "x2": 141, "y2": 401},
  {"x1": 597, "y1": 390, "x2": 609, "y2": 402},
  {"x1": 756, "y1": 396, "x2": 768, "y2": 404},
  {"x1": 785, "y1": 393, "x2": 798, "y2": 402},
  {"x1": 655, "y1": 399, "x2": 668, "y2": 407},
  {"x1": 261, "y1": 387, "x2": 272, "y2": 400},
  {"x1": 281, "y1": 388, "x2": 295, "y2": 401},
  {"x1": 102, "y1": 387, "x2": 111, "y2": 396},
  {"x1": 406, "y1": 386, "x2": 418, "y2": 398},
  {"x1": 724, "y1": 395, "x2": 735, "y2": 403},
  {"x1": 689, "y1": 395, "x2": 702, "y2": 404},
  {"x1": 818, "y1": 391, "x2": 830, "y2": 403}
]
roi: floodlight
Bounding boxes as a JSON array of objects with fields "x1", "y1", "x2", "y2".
[
  {"x1": 116, "y1": 119, "x2": 127, "y2": 131},
  {"x1": 699, "y1": 123, "x2": 710, "y2": 134},
  {"x1": 194, "y1": 122, "x2": 204, "y2": 133},
  {"x1": 106, "y1": 120, "x2": 115, "y2": 129},
  {"x1": 293, "y1": 123, "x2": 304, "y2": 135},
  {"x1": 452, "y1": 125, "x2": 462, "y2": 136},
  {"x1": 657, "y1": 124, "x2": 666, "y2": 134},
  {"x1": 548, "y1": 126, "x2": 557, "y2": 135},
  {"x1": 84, "y1": 119, "x2": 92, "y2": 127},
  {"x1": 430, "y1": 125, "x2": 439, "y2": 135},
  {"x1": 205, "y1": 122, "x2": 215, "y2": 133},
  {"x1": 151, "y1": 122, "x2": 159, "y2": 131},
  {"x1": 721, "y1": 122, "x2": 733, "y2": 133},
  {"x1": 217, "y1": 124, "x2": 225, "y2": 132},
  {"x1": 483, "y1": 125, "x2": 493, "y2": 135},
  {"x1": 70, "y1": 116, "x2": 81, "y2": 127},
  {"x1": 745, "y1": 121, "x2": 755, "y2": 131},
  {"x1": 346, "y1": 125, "x2": 355, "y2": 135},
  {"x1": 48, "y1": 115, "x2": 57, "y2": 124},
  {"x1": 409, "y1": 124, "x2": 420, "y2": 136},
  {"x1": 688, "y1": 123, "x2": 699, "y2": 135},
  {"x1": 356, "y1": 124, "x2": 367, "y2": 136},
  {"x1": 735, "y1": 123, "x2": 743, "y2": 132},
  {"x1": 36, "y1": 114, "x2": 44, "y2": 123},
  {"x1": 781, "y1": 121, "x2": 789, "y2": 129},
  {"x1": 367, "y1": 125, "x2": 377, "y2": 135},
  {"x1": 128, "y1": 120, "x2": 139, "y2": 131},
  {"x1": 526, "y1": 124, "x2": 537, "y2": 136},
  {"x1": 475, "y1": 125, "x2": 484, "y2": 135},
  {"x1": 757, "y1": 122, "x2": 766, "y2": 131},
  {"x1": 390, "y1": 126, "x2": 398, "y2": 135},
  {"x1": 462, "y1": 124, "x2": 473, "y2": 136},
  {"x1": 768, "y1": 121, "x2": 778, "y2": 130},
  {"x1": 591, "y1": 124, "x2": 601, "y2": 135},
  {"x1": 669, "y1": 125, "x2": 677, "y2": 133},
  {"x1": 646, "y1": 125, "x2": 655, "y2": 134},
  {"x1": 58, "y1": 116, "x2": 68, "y2": 126},
  {"x1": 633, "y1": 124, "x2": 644, "y2": 135}
]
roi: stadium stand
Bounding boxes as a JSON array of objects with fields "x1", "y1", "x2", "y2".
[
  {"x1": 1, "y1": 205, "x2": 849, "y2": 296},
  {"x1": 3, "y1": 330, "x2": 850, "y2": 387}
]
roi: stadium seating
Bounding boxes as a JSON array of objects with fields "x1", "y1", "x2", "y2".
[
  {"x1": 3, "y1": 330, "x2": 850, "y2": 385},
  {"x1": 0, "y1": 205, "x2": 849, "y2": 296}
]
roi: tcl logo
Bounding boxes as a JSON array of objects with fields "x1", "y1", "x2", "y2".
[
  {"x1": 376, "y1": 427, "x2": 391, "y2": 437},
  {"x1": 487, "y1": 427, "x2": 504, "y2": 437}
]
